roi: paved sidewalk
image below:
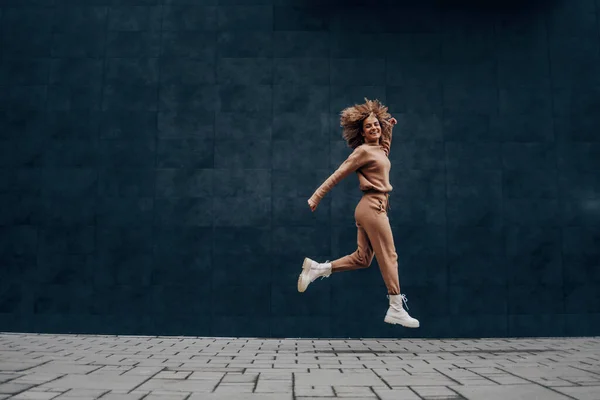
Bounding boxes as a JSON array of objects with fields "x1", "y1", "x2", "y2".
[{"x1": 0, "y1": 333, "x2": 599, "y2": 400}]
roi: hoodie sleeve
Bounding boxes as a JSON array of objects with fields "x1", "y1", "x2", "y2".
[
  {"x1": 309, "y1": 146, "x2": 368, "y2": 206},
  {"x1": 380, "y1": 129, "x2": 392, "y2": 157}
]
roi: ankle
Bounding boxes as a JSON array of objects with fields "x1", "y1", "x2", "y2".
[{"x1": 317, "y1": 261, "x2": 332, "y2": 270}]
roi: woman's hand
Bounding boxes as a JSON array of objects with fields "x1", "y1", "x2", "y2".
[{"x1": 308, "y1": 198, "x2": 317, "y2": 212}]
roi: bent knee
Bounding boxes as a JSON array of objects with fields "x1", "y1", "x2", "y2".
[{"x1": 357, "y1": 257, "x2": 373, "y2": 269}]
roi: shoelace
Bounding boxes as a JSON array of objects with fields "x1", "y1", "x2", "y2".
[
  {"x1": 311, "y1": 260, "x2": 331, "y2": 281},
  {"x1": 386, "y1": 294, "x2": 410, "y2": 310},
  {"x1": 400, "y1": 294, "x2": 409, "y2": 310},
  {"x1": 319, "y1": 260, "x2": 331, "y2": 280}
]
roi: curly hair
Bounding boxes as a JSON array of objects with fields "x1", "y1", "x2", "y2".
[{"x1": 340, "y1": 98, "x2": 393, "y2": 149}]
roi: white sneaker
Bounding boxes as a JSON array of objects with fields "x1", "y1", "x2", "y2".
[
  {"x1": 297, "y1": 257, "x2": 331, "y2": 293},
  {"x1": 384, "y1": 294, "x2": 420, "y2": 328}
]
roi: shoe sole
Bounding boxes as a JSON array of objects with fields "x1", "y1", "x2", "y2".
[
  {"x1": 297, "y1": 257, "x2": 311, "y2": 293},
  {"x1": 384, "y1": 315, "x2": 420, "y2": 328}
]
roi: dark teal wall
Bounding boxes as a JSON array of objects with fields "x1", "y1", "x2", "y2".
[{"x1": 1, "y1": 0, "x2": 599, "y2": 338}]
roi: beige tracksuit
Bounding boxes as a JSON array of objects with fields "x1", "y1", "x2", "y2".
[{"x1": 308, "y1": 136, "x2": 401, "y2": 295}]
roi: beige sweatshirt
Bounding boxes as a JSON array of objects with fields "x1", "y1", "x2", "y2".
[{"x1": 309, "y1": 135, "x2": 393, "y2": 206}]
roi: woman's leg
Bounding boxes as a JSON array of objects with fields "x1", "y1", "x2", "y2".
[
  {"x1": 298, "y1": 208, "x2": 373, "y2": 292},
  {"x1": 360, "y1": 197, "x2": 418, "y2": 327},
  {"x1": 361, "y1": 200, "x2": 401, "y2": 295},
  {"x1": 330, "y1": 222, "x2": 375, "y2": 272}
]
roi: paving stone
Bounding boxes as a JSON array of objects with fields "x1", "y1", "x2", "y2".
[
  {"x1": 254, "y1": 371, "x2": 293, "y2": 380},
  {"x1": 411, "y1": 386, "x2": 462, "y2": 399},
  {"x1": 26, "y1": 364, "x2": 100, "y2": 375},
  {"x1": 488, "y1": 375, "x2": 530, "y2": 385},
  {"x1": 254, "y1": 379, "x2": 292, "y2": 393},
  {"x1": 153, "y1": 371, "x2": 191, "y2": 380},
  {"x1": 533, "y1": 377, "x2": 579, "y2": 387},
  {"x1": 126, "y1": 391, "x2": 151, "y2": 398},
  {"x1": 53, "y1": 389, "x2": 109, "y2": 398},
  {"x1": 385, "y1": 374, "x2": 457, "y2": 387},
  {"x1": 122, "y1": 367, "x2": 164, "y2": 377},
  {"x1": 295, "y1": 370, "x2": 383, "y2": 386},
  {"x1": 94, "y1": 395, "x2": 144, "y2": 400},
  {"x1": 452, "y1": 384, "x2": 572, "y2": 400},
  {"x1": 43, "y1": 375, "x2": 145, "y2": 391},
  {"x1": 372, "y1": 388, "x2": 421, "y2": 400},
  {"x1": 221, "y1": 373, "x2": 258, "y2": 383},
  {"x1": 450, "y1": 378, "x2": 499, "y2": 386},
  {"x1": 214, "y1": 383, "x2": 255, "y2": 393},
  {"x1": 296, "y1": 398, "x2": 338, "y2": 400},
  {"x1": 89, "y1": 366, "x2": 132, "y2": 375},
  {"x1": 136, "y1": 379, "x2": 216, "y2": 392},
  {"x1": 178, "y1": 364, "x2": 243, "y2": 372},
  {"x1": 560, "y1": 375, "x2": 600, "y2": 385},
  {"x1": 294, "y1": 385, "x2": 335, "y2": 397},
  {"x1": 0, "y1": 363, "x2": 43, "y2": 373},
  {"x1": 10, "y1": 391, "x2": 61, "y2": 400},
  {"x1": 10, "y1": 373, "x2": 64, "y2": 385},
  {"x1": 144, "y1": 392, "x2": 189, "y2": 400},
  {"x1": 187, "y1": 371, "x2": 226, "y2": 380},
  {"x1": 333, "y1": 386, "x2": 378, "y2": 397},
  {"x1": 0, "y1": 373, "x2": 21, "y2": 384},
  {"x1": 0, "y1": 382, "x2": 34, "y2": 394},
  {"x1": 554, "y1": 386, "x2": 600, "y2": 400},
  {"x1": 189, "y1": 395, "x2": 292, "y2": 400}
]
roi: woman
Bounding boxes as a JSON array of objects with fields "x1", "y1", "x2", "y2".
[{"x1": 298, "y1": 98, "x2": 419, "y2": 328}]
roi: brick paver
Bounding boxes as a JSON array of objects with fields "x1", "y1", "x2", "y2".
[{"x1": 1, "y1": 333, "x2": 599, "y2": 399}]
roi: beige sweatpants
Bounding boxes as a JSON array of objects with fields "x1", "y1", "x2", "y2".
[{"x1": 331, "y1": 191, "x2": 401, "y2": 295}]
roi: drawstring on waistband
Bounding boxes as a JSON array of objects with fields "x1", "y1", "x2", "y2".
[{"x1": 363, "y1": 189, "x2": 391, "y2": 212}]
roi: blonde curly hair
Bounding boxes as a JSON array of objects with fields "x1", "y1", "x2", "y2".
[{"x1": 340, "y1": 98, "x2": 393, "y2": 149}]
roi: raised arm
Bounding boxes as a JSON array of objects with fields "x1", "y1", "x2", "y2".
[
  {"x1": 380, "y1": 117, "x2": 397, "y2": 157},
  {"x1": 308, "y1": 146, "x2": 368, "y2": 210}
]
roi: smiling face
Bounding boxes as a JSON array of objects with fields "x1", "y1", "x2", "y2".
[{"x1": 361, "y1": 114, "x2": 381, "y2": 144}]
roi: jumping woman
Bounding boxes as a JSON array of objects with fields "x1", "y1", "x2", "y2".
[{"x1": 298, "y1": 98, "x2": 419, "y2": 328}]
